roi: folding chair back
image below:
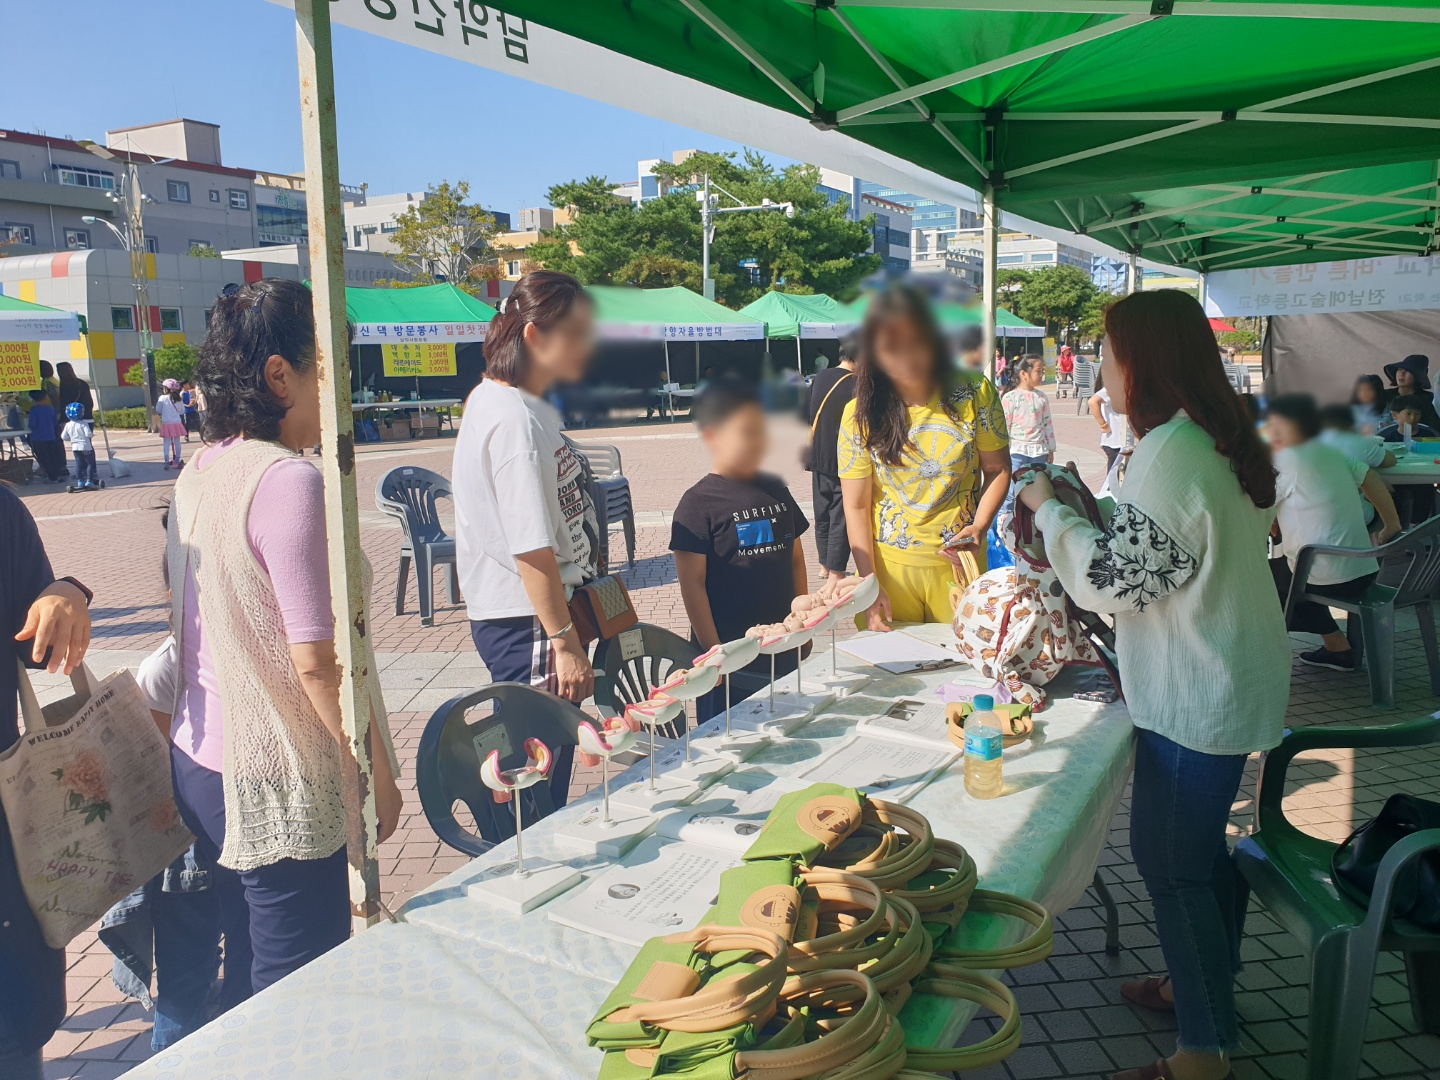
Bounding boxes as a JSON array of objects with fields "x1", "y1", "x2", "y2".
[{"x1": 593, "y1": 622, "x2": 700, "y2": 738}]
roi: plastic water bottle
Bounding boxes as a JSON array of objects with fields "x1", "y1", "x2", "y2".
[{"x1": 963, "y1": 694, "x2": 1003, "y2": 800}]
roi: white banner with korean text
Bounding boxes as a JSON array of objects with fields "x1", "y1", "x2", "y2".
[
  {"x1": 1205, "y1": 255, "x2": 1440, "y2": 318},
  {"x1": 596, "y1": 322, "x2": 766, "y2": 342}
]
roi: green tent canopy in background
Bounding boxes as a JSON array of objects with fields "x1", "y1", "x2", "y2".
[
  {"x1": 495, "y1": 2, "x2": 1440, "y2": 273},
  {"x1": 738, "y1": 291, "x2": 858, "y2": 339},
  {"x1": 0, "y1": 294, "x2": 82, "y2": 342},
  {"x1": 588, "y1": 285, "x2": 766, "y2": 340},
  {"x1": 345, "y1": 283, "x2": 496, "y2": 341}
]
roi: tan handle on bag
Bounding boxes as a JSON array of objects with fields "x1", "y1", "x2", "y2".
[
  {"x1": 889, "y1": 838, "x2": 979, "y2": 921},
  {"x1": 931, "y1": 889, "x2": 1054, "y2": 970},
  {"x1": 904, "y1": 967, "x2": 1024, "y2": 1072},
  {"x1": 736, "y1": 970, "x2": 886, "y2": 1080}
]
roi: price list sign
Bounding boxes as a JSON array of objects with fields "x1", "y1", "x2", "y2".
[
  {"x1": 381, "y1": 342, "x2": 457, "y2": 378},
  {"x1": 0, "y1": 341, "x2": 41, "y2": 393}
]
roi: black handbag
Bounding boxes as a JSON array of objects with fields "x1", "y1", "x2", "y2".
[{"x1": 1330, "y1": 793, "x2": 1440, "y2": 931}]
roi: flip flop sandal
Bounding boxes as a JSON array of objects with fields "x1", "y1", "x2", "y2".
[{"x1": 1121, "y1": 975, "x2": 1177, "y2": 1013}]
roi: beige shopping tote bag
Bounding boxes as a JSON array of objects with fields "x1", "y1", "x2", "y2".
[{"x1": 0, "y1": 662, "x2": 193, "y2": 949}]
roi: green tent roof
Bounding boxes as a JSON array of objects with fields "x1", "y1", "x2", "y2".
[
  {"x1": 344, "y1": 283, "x2": 495, "y2": 330},
  {"x1": 589, "y1": 285, "x2": 766, "y2": 340},
  {"x1": 496, "y1": 2, "x2": 1440, "y2": 272},
  {"x1": 0, "y1": 293, "x2": 81, "y2": 341},
  {"x1": 738, "y1": 291, "x2": 858, "y2": 338},
  {"x1": 844, "y1": 294, "x2": 1043, "y2": 337}
]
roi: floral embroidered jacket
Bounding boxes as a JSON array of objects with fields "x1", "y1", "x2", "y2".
[{"x1": 1029, "y1": 412, "x2": 1290, "y2": 754}]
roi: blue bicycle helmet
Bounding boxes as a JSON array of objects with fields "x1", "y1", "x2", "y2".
[{"x1": 65, "y1": 402, "x2": 85, "y2": 420}]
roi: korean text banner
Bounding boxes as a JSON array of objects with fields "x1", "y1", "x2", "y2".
[
  {"x1": 1205, "y1": 255, "x2": 1440, "y2": 318},
  {"x1": 0, "y1": 341, "x2": 41, "y2": 393},
  {"x1": 354, "y1": 322, "x2": 486, "y2": 343},
  {"x1": 382, "y1": 342, "x2": 457, "y2": 378}
]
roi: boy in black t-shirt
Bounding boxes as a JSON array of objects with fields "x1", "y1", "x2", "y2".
[{"x1": 670, "y1": 379, "x2": 809, "y2": 720}]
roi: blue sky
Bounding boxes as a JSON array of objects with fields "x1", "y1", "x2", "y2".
[{"x1": 4, "y1": 1, "x2": 776, "y2": 220}]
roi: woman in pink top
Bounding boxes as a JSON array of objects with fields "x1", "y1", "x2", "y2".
[{"x1": 167, "y1": 278, "x2": 401, "y2": 1002}]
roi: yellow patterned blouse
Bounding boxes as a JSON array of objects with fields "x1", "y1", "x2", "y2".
[{"x1": 837, "y1": 371, "x2": 1009, "y2": 565}]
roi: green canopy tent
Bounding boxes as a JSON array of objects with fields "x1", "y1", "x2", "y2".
[
  {"x1": 844, "y1": 293, "x2": 1043, "y2": 338},
  {"x1": 588, "y1": 285, "x2": 766, "y2": 385},
  {"x1": 343, "y1": 283, "x2": 495, "y2": 397},
  {"x1": 738, "y1": 291, "x2": 859, "y2": 373},
  {"x1": 0, "y1": 294, "x2": 82, "y2": 342},
  {"x1": 491, "y1": 1, "x2": 1440, "y2": 347}
]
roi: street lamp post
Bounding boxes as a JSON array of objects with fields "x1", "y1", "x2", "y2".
[
  {"x1": 81, "y1": 148, "x2": 160, "y2": 431},
  {"x1": 695, "y1": 173, "x2": 794, "y2": 303}
]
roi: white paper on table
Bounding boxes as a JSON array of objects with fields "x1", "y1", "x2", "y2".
[
  {"x1": 836, "y1": 631, "x2": 960, "y2": 674},
  {"x1": 855, "y1": 697, "x2": 956, "y2": 752},
  {"x1": 654, "y1": 768, "x2": 803, "y2": 854},
  {"x1": 796, "y1": 734, "x2": 957, "y2": 803},
  {"x1": 546, "y1": 836, "x2": 741, "y2": 947}
]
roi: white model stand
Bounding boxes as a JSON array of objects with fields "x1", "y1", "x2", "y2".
[
  {"x1": 609, "y1": 697, "x2": 703, "y2": 813},
  {"x1": 726, "y1": 627, "x2": 833, "y2": 734},
  {"x1": 466, "y1": 738, "x2": 581, "y2": 914},
  {"x1": 555, "y1": 720, "x2": 655, "y2": 858},
  {"x1": 647, "y1": 660, "x2": 722, "y2": 768},
  {"x1": 690, "y1": 637, "x2": 772, "y2": 757},
  {"x1": 816, "y1": 575, "x2": 880, "y2": 695}
]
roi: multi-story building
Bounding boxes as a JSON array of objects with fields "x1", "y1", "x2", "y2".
[
  {"x1": 0, "y1": 119, "x2": 366, "y2": 257},
  {"x1": 815, "y1": 170, "x2": 913, "y2": 274},
  {"x1": 345, "y1": 190, "x2": 511, "y2": 254},
  {"x1": 611, "y1": 150, "x2": 699, "y2": 203},
  {"x1": 859, "y1": 181, "x2": 979, "y2": 234},
  {"x1": 493, "y1": 207, "x2": 575, "y2": 280}
]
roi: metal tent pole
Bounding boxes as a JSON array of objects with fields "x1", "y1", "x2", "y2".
[
  {"x1": 294, "y1": 0, "x2": 383, "y2": 929},
  {"x1": 795, "y1": 336, "x2": 803, "y2": 376},
  {"x1": 981, "y1": 183, "x2": 998, "y2": 383},
  {"x1": 663, "y1": 340, "x2": 673, "y2": 421},
  {"x1": 1127, "y1": 250, "x2": 1139, "y2": 294}
]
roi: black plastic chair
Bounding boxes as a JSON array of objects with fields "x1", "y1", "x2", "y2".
[
  {"x1": 1284, "y1": 515, "x2": 1440, "y2": 708},
  {"x1": 593, "y1": 622, "x2": 701, "y2": 740},
  {"x1": 415, "y1": 682, "x2": 587, "y2": 856},
  {"x1": 376, "y1": 466, "x2": 460, "y2": 627}
]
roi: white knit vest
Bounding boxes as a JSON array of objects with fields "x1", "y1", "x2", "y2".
[{"x1": 168, "y1": 439, "x2": 392, "y2": 871}]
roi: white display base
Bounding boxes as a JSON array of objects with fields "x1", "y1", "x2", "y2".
[
  {"x1": 798, "y1": 668, "x2": 871, "y2": 697},
  {"x1": 609, "y1": 771, "x2": 704, "y2": 813},
  {"x1": 726, "y1": 690, "x2": 834, "y2": 734},
  {"x1": 688, "y1": 728, "x2": 772, "y2": 761},
  {"x1": 667, "y1": 750, "x2": 736, "y2": 785},
  {"x1": 465, "y1": 860, "x2": 582, "y2": 915},
  {"x1": 554, "y1": 804, "x2": 655, "y2": 857}
]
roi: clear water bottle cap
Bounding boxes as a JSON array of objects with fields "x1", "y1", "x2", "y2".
[{"x1": 973, "y1": 694, "x2": 994, "y2": 711}]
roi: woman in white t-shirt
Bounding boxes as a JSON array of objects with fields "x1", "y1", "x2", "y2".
[
  {"x1": 1266, "y1": 394, "x2": 1400, "y2": 671},
  {"x1": 1088, "y1": 373, "x2": 1126, "y2": 470},
  {"x1": 453, "y1": 271, "x2": 599, "y2": 721}
]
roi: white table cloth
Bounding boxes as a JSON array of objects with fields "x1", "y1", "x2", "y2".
[{"x1": 124, "y1": 629, "x2": 1135, "y2": 1079}]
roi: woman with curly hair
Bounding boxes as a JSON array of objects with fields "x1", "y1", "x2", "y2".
[
  {"x1": 1018, "y1": 290, "x2": 1289, "y2": 1080},
  {"x1": 838, "y1": 285, "x2": 1011, "y2": 628},
  {"x1": 168, "y1": 278, "x2": 402, "y2": 1002}
]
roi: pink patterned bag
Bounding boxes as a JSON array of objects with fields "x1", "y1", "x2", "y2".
[{"x1": 951, "y1": 464, "x2": 1111, "y2": 708}]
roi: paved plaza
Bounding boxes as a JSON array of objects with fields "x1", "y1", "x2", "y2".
[{"x1": 18, "y1": 392, "x2": 1440, "y2": 1079}]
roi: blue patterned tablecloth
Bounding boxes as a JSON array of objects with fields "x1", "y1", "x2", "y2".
[{"x1": 124, "y1": 629, "x2": 1134, "y2": 1079}]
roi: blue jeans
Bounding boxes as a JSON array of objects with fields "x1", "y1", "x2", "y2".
[{"x1": 1130, "y1": 729, "x2": 1248, "y2": 1053}]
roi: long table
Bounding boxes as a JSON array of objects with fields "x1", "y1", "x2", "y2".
[
  {"x1": 1378, "y1": 450, "x2": 1440, "y2": 485},
  {"x1": 125, "y1": 628, "x2": 1135, "y2": 1080}
]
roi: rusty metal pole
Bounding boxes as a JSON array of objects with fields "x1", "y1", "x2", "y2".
[{"x1": 294, "y1": 0, "x2": 382, "y2": 928}]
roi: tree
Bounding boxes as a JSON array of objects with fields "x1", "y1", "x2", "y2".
[
  {"x1": 385, "y1": 180, "x2": 500, "y2": 294},
  {"x1": 1077, "y1": 290, "x2": 1119, "y2": 346},
  {"x1": 997, "y1": 264, "x2": 1099, "y2": 346},
  {"x1": 187, "y1": 244, "x2": 220, "y2": 259},
  {"x1": 529, "y1": 151, "x2": 879, "y2": 306},
  {"x1": 125, "y1": 341, "x2": 198, "y2": 386}
]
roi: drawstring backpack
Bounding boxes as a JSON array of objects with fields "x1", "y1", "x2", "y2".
[{"x1": 951, "y1": 463, "x2": 1117, "y2": 709}]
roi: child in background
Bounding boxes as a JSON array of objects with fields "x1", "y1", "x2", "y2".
[
  {"x1": 61, "y1": 402, "x2": 98, "y2": 488},
  {"x1": 1351, "y1": 374, "x2": 1387, "y2": 435},
  {"x1": 1089, "y1": 372, "x2": 1127, "y2": 471},
  {"x1": 671, "y1": 379, "x2": 810, "y2": 721},
  {"x1": 25, "y1": 389, "x2": 66, "y2": 482},
  {"x1": 180, "y1": 381, "x2": 199, "y2": 442},
  {"x1": 1000, "y1": 356, "x2": 1055, "y2": 526},
  {"x1": 1377, "y1": 395, "x2": 1440, "y2": 442},
  {"x1": 156, "y1": 379, "x2": 187, "y2": 469}
]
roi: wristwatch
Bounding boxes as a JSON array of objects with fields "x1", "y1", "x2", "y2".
[{"x1": 58, "y1": 576, "x2": 93, "y2": 606}]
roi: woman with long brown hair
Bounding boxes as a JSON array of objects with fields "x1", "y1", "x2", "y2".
[
  {"x1": 1018, "y1": 290, "x2": 1289, "y2": 1080},
  {"x1": 838, "y1": 286, "x2": 1010, "y2": 627}
]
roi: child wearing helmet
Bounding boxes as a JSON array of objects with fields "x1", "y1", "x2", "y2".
[
  {"x1": 62, "y1": 401, "x2": 99, "y2": 488},
  {"x1": 156, "y1": 378, "x2": 187, "y2": 469}
]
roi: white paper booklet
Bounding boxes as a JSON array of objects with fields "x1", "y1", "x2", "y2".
[
  {"x1": 654, "y1": 768, "x2": 804, "y2": 854},
  {"x1": 796, "y1": 735, "x2": 957, "y2": 803},
  {"x1": 855, "y1": 697, "x2": 954, "y2": 751},
  {"x1": 835, "y1": 631, "x2": 960, "y2": 674},
  {"x1": 547, "y1": 836, "x2": 741, "y2": 947}
]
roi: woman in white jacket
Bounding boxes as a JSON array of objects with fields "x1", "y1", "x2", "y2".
[{"x1": 1019, "y1": 291, "x2": 1289, "y2": 1080}]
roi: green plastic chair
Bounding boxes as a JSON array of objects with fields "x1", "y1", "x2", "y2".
[{"x1": 1232, "y1": 716, "x2": 1440, "y2": 1080}]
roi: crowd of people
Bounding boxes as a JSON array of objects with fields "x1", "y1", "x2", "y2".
[{"x1": 3, "y1": 271, "x2": 1427, "y2": 1080}]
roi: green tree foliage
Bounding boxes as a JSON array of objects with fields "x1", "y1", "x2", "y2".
[
  {"x1": 386, "y1": 180, "x2": 500, "y2": 295},
  {"x1": 1004, "y1": 264, "x2": 1099, "y2": 345},
  {"x1": 529, "y1": 151, "x2": 879, "y2": 306},
  {"x1": 124, "y1": 341, "x2": 198, "y2": 386},
  {"x1": 186, "y1": 244, "x2": 220, "y2": 258}
]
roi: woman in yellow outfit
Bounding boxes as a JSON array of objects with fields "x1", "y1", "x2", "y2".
[{"x1": 839, "y1": 287, "x2": 1011, "y2": 628}]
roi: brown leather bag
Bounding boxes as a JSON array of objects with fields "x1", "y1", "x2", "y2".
[{"x1": 569, "y1": 575, "x2": 639, "y2": 646}]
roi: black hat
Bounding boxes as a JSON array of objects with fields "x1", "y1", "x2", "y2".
[{"x1": 1383, "y1": 354, "x2": 1431, "y2": 391}]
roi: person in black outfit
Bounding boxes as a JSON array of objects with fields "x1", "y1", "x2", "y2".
[
  {"x1": 55, "y1": 362, "x2": 95, "y2": 421},
  {"x1": 802, "y1": 334, "x2": 858, "y2": 582},
  {"x1": 1, "y1": 486, "x2": 94, "y2": 1080},
  {"x1": 671, "y1": 380, "x2": 810, "y2": 721},
  {"x1": 1382, "y1": 353, "x2": 1440, "y2": 430}
]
